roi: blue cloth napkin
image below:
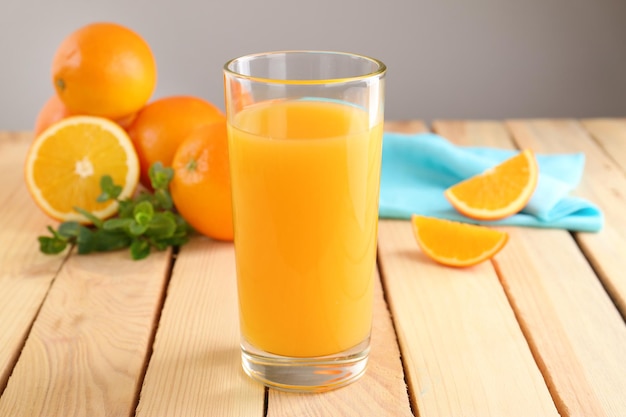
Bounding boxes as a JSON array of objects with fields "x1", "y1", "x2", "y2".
[{"x1": 379, "y1": 132, "x2": 603, "y2": 232}]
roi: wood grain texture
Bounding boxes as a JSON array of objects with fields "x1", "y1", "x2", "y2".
[
  {"x1": 378, "y1": 220, "x2": 558, "y2": 417},
  {"x1": 581, "y1": 118, "x2": 626, "y2": 174},
  {"x1": 267, "y1": 270, "x2": 413, "y2": 417},
  {"x1": 136, "y1": 237, "x2": 264, "y2": 417},
  {"x1": 0, "y1": 246, "x2": 172, "y2": 417},
  {"x1": 2, "y1": 121, "x2": 625, "y2": 416},
  {"x1": 494, "y1": 227, "x2": 626, "y2": 417},
  {"x1": 506, "y1": 119, "x2": 626, "y2": 317},
  {"x1": 431, "y1": 120, "x2": 516, "y2": 148},
  {"x1": 379, "y1": 122, "x2": 558, "y2": 417},
  {"x1": 435, "y1": 119, "x2": 626, "y2": 417},
  {"x1": 0, "y1": 132, "x2": 69, "y2": 393},
  {"x1": 494, "y1": 120, "x2": 626, "y2": 417},
  {"x1": 385, "y1": 120, "x2": 430, "y2": 134}
]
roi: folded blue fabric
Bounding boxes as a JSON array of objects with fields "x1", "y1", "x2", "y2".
[{"x1": 379, "y1": 132, "x2": 603, "y2": 232}]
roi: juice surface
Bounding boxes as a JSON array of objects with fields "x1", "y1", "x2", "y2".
[{"x1": 228, "y1": 99, "x2": 383, "y2": 357}]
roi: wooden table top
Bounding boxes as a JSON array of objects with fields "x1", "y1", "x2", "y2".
[{"x1": 0, "y1": 119, "x2": 625, "y2": 417}]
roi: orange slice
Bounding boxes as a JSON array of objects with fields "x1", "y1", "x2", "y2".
[
  {"x1": 25, "y1": 115, "x2": 139, "y2": 223},
  {"x1": 411, "y1": 215, "x2": 508, "y2": 267},
  {"x1": 444, "y1": 149, "x2": 538, "y2": 220}
]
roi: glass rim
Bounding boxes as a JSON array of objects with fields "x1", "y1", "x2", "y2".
[{"x1": 223, "y1": 50, "x2": 386, "y2": 85}]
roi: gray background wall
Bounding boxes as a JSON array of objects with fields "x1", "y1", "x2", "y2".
[{"x1": 1, "y1": 0, "x2": 625, "y2": 131}]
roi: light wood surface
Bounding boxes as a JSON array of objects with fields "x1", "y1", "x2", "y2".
[
  {"x1": 506, "y1": 120, "x2": 626, "y2": 317},
  {"x1": 434, "y1": 119, "x2": 626, "y2": 417},
  {"x1": 0, "y1": 244, "x2": 172, "y2": 416},
  {"x1": 0, "y1": 132, "x2": 69, "y2": 393},
  {"x1": 0, "y1": 119, "x2": 625, "y2": 416},
  {"x1": 136, "y1": 238, "x2": 264, "y2": 417},
  {"x1": 382, "y1": 121, "x2": 558, "y2": 417}
]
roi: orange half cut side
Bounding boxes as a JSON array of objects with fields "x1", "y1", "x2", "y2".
[{"x1": 25, "y1": 115, "x2": 139, "y2": 223}]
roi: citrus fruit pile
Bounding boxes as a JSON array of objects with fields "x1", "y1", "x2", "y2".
[
  {"x1": 25, "y1": 22, "x2": 234, "y2": 256},
  {"x1": 412, "y1": 150, "x2": 539, "y2": 267}
]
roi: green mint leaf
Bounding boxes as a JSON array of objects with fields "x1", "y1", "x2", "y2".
[
  {"x1": 96, "y1": 191, "x2": 111, "y2": 203},
  {"x1": 153, "y1": 188, "x2": 173, "y2": 210},
  {"x1": 149, "y1": 162, "x2": 174, "y2": 190},
  {"x1": 96, "y1": 175, "x2": 123, "y2": 202},
  {"x1": 130, "y1": 239, "x2": 151, "y2": 260},
  {"x1": 74, "y1": 207, "x2": 104, "y2": 229},
  {"x1": 133, "y1": 201, "x2": 154, "y2": 226},
  {"x1": 103, "y1": 217, "x2": 134, "y2": 232},
  {"x1": 159, "y1": 234, "x2": 191, "y2": 248},
  {"x1": 117, "y1": 199, "x2": 135, "y2": 218},
  {"x1": 58, "y1": 221, "x2": 81, "y2": 239},
  {"x1": 175, "y1": 215, "x2": 194, "y2": 234},
  {"x1": 146, "y1": 212, "x2": 177, "y2": 239},
  {"x1": 169, "y1": 216, "x2": 193, "y2": 238},
  {"x1": 45, "y1": 225, "x2": 63, "y2": 240},
  {"x1": 151, "y1": 240, "x2": 170, "y2": 251},
  {"x1": 129, "y1": 221, "x2": 149, "y2": 236},
  {"x1": 76, "y1": 226, "x2": 96, "y2": 254},
  {"x1": 38, "y1": 236, "x2": 68, "y2": 254},
  {"x1": 159, "y1": 217, "x2": 193, "y2": 247},
  {"x1": 93, "y1": 229, "x2": 132, "y2": 252}
]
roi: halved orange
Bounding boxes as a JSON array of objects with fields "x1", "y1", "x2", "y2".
[
  {"x1": 411, "y1": 215, "x2": 508, "y2": 267},
  {"x1": 444, "y1": 149, "x2": 538, "y2": 220},
  {"x1": 25, "y1": 116, "x2": 139, "y2": 223}
]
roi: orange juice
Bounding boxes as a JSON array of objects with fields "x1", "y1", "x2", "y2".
[{"x1": 228, "y1": 99, "x2": 383, "y2": 358}]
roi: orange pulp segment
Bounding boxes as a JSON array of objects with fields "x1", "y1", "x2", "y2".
[
  {"x1": 444, "y1": 149, "x2": 538, "y2": 220},
  {"x1": 25, "y1": 116, "x2": 139, "y2": 223},
  {"x1": 411, "y1": 215, "x2": 509, "y2": 267}
]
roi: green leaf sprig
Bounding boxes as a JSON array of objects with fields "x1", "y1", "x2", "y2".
[{"x1": 38, "y1": 162, "x2": 193, "y2": 260}]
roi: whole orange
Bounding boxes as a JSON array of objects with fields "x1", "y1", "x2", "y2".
[
  {"x1": 126, "y1": 96, "x2": 224, "y2": 188},
  {"x1": 34, "y1": 95, "x2": 73, "y2": 136},
  {"x1": 51, "y1": 22, "x2": 157, "y2": 119},
  {"x1": 170, "y1": 120, "x2": 234, "y2": 241}
]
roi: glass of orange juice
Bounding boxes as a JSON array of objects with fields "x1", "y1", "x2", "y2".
[{"x1": 223, "y1": 51, "x2": 386, "y2": 392}]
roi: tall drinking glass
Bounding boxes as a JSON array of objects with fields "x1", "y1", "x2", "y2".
[{"x1": 223, "y1": 51, "x2": 386, "y2": 392}]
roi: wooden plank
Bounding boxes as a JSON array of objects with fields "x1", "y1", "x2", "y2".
[
  {"x1": 506, "y1": 119, "x2": 626, "y2": 317},
  {"x1": 378, "y1": 220, "x2": 558, "y2": 417},
  {"x1": 136, "y1": 237, "x2": 264, "y2": 417},
  {"x1": 378, "y1": 122, "x2": 558, "y2": 417},
  {"x1": 267, "y1": 270, "x2": 413, "y2": 417},
  {"x1": 581, "y1": 118, "x2": 626, "y2": 173},
  {"x1": 430, "y1": 120, "x2": 516, "y2": 148},
  {"x1": 385, "y1": 120, "x2": 430, "y2": 134},
  {"x1": 0, "y1": 246, "x2": 172, "y2": 416},
  {"x1": 0, "y1": 132, "x2": 69, "y2": 393},
  {"x1": 435, "y1": 119, "x2": 626, "y2": 416},
  {"x1": 495, "y1": 228, "x2": 626, "y2": 417}
]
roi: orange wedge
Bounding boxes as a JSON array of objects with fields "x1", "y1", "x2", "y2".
[
  {"x1": 25, "y1": 116, "x2": 139, "y2": 223},
  {"x1": 411, "y1": 215, "x2": 508, "y2": 267},
  {"x1": 444, "y1": 149, "x2": 538, "y2": 220}
]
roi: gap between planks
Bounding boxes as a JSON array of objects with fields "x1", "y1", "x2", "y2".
[
  {"x1": 379, "y1": 121, "x2": 559, "y2": 417},
  {"x1": 0, "y1": 132, "x2": 73, "y2": 397},
  {"x1": 434, "y1": 119, "x2": 626, "y2": 417}
]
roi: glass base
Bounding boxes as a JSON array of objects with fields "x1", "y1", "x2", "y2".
[{"x1": 240, "y1": 338, "x2": 370, "y2": 393}]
